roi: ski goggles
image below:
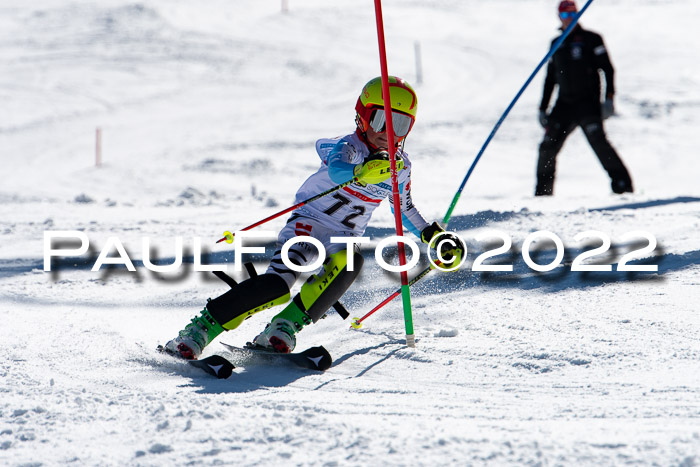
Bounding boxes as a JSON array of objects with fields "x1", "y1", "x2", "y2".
[
  {"x1": 369, "y1": 108, "x2": 414, "y2": 138},
  {"x1": 559, "y1": 11, "x2": 577, "y2": 19}
]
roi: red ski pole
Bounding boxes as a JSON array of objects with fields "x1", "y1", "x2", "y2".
[
  {"x1": 216, "y1": 177, "x2": 359, "y2": 244},
  {"x1": 350, "y1": 259, "x2": 441, "y2": 329}
]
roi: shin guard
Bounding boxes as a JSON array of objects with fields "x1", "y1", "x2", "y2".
[{"x1": 293, "y1": 249, "x2": 364, "y2": 323}]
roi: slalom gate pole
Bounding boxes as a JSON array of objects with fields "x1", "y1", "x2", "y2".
[
  {"x1": 442, "y1": 0, "x2": 594, "y2": 223},
  {"x1": 373, "y1": 0, "x2": 415, "y2": 347},
  {"x1": 351, "y1": 261, "x2": 440, "y2": 329},
  {"x1": 216, "y1": 177, "x2": 359, "y2": 244},
  {"x1": 351, "y1": 1, "x2": 594, "y2": 329}
]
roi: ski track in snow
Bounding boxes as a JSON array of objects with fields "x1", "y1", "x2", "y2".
[{"x1": 1, "y1": 1, "x2": 699, "y2": 465}]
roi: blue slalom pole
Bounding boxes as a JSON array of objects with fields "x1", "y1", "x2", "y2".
[
  {"x1": 442, "y1": 0, "x2": 595, "y2": 224},
  {"x1": 349, "y1": 0, "x2": 597, "y2": 329}
]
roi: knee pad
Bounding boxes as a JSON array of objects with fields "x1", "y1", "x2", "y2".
[
  {"x1": 294, "y1": 249, "x2": 364, "y2": 323},
  {"x1": 207, "y1": 274, "x2": 291, "y2": 330}
]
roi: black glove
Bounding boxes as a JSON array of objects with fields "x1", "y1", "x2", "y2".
[
  {"x1": 420, "y1": 222, "x2": 465, "y2": 271},
  {"x1": 601, "y1": 97, "x2": 615, "y2": 120},
  {"x1": 538, "y1": 110, "x2": 549, "y2": 128}
]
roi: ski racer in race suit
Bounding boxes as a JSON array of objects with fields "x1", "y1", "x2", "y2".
[
  {"x1": 536, "y1": 0, "x2": 633, "y2": 196},
  {"x1": 164, "y1": 76, "x2": 465, "y2": 359}
]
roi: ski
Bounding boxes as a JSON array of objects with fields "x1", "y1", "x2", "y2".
[
  {"x1": 220, "y1": 342, "x2": 333, "y2": 372},
  {"x1": 157, "y1": 345, "x2": 235, "y2": 379},
  {"x1": 187, "y1": 354, "x2": 235, "y2": 379}
]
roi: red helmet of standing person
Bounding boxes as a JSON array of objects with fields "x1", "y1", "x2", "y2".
[{"x1": 558, "y1": 0, "x2": 577, "y2": 13}]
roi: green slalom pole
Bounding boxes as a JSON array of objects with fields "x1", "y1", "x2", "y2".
[
  {"x1": 373, "y1": 0, "x2": 415, "y2": 347},
  {"x1": 401, "y1": 285, "x2": 414, "y2": 346},
  {"x1": 442, "y1": 192, "x2": 462, "y2": 225}
]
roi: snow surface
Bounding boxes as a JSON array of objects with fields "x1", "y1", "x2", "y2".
[{"x1": 1, "y1": 0, "x2": 699, "y2": 465}]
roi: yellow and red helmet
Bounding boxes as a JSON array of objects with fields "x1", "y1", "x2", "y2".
[{"x1": 355, "y1": 76, "x2": 417, "y2": 141}]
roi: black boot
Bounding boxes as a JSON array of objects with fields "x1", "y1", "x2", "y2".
[{"x1": 611, "y1": 177, "x2": 633, "y2": 194}]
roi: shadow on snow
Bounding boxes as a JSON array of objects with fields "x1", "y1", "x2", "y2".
[{"x1": 2, "y1": 195, "x2": 698, "y2": 304}]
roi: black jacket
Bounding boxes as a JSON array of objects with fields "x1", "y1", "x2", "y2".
[{"x1": 540, "y1": 25, "x2": 615, "y2": 111}]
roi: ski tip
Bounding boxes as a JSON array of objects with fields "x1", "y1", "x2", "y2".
[
  {"x1": 301, "y1": 346, "x2": 333, "y2": 372},
  {"x1": 158, "y1": 345, "x2": 235, "y2": 379},
  {"x1": 189, "y1": 355, "x2": 235, "y2": 379}
]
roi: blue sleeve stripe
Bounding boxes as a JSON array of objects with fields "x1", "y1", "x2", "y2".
[
  {"x1": 390, "y1": 205, "x2": 422, "y2": 238},
  {"x1": 402, "y1": 213, "x2": 421, "y2": 237},
  {"x1": 327, "y1": 148, "x2": 355, "y2": 184}
]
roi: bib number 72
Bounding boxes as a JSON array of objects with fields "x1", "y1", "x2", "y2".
[{"x1": 323, "y1": 193, "x2": 366, "y2": 229}]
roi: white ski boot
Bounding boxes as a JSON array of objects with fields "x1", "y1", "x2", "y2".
[{"x1": 252, "y1": 318, "x2": 298, "y2": 354}]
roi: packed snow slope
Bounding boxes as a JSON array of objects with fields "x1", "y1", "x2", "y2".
[{"x1": 1, "y1": 0, "x2": 699, "y2": 465}]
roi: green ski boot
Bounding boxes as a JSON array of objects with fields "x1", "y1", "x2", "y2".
[{"x1": 164, "y1": 307, "x2": 225, "y2": 360}]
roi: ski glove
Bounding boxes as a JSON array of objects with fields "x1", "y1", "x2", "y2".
[
  {"x1": 538, "y1": 110, "x2": 549, "y2": 128},
  {"x1": 420, "y1": 222, "x2": 465, "y2": 272},
  {"x1": 601, "y1": 97, "x2": 615, "y2": 120},
  {"x1": 353, "y1": 150, "x2": 404, "y2": 186}
]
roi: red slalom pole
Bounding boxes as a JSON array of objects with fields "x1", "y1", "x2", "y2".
[{"x1": 373, "y1": 0, "x2": 415, "y2": 347}]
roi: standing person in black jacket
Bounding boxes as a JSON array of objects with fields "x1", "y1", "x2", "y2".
[{"x1": 536, "y1": 0, "x2": 633, "y2": 196}]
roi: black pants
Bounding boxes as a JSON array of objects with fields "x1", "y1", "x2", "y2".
[{"x1": 536, "y1": 100, "x2": 633, "y2": 196}]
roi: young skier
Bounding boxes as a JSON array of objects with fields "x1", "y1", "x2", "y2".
[{"x1": 164, "y1": 76, "x2": 464, "y2": 359}]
